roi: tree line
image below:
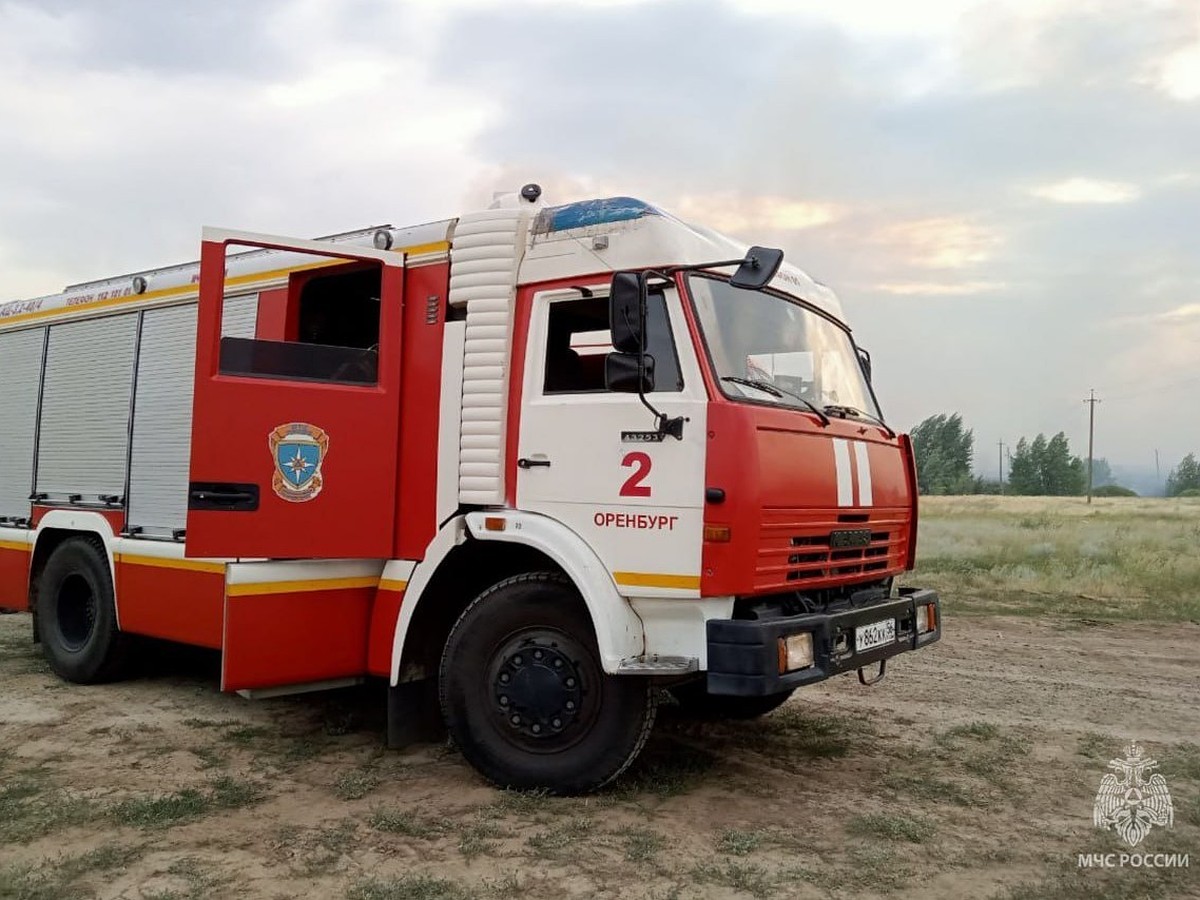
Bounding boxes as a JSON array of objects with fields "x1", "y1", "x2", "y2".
[{"x1": 908, "y1": 413, "x2": 1199, "y2": 497}]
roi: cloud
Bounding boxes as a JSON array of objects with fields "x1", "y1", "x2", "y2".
[
  {"x1": 1158, "y1": 34, "x2": 1200, "y2": 100},
  {"x1": 1112, "y1": 302, "x2": 1200, "y2": 325},
  {"x1": 674, "y1": 194, "x2": 841, "y2": 234},
  {"x1": 1, "y1": 0, "x2": 1198, "y2": 467},
  {"x1": 874, "y1": 280, "x2": 1006, "y2": 296},
  {"x1": 869, "y1": 217, "x2": 1002, "y2": 269},
  {"x1": 1029, "y1": 178, "x2": 1142, "y2": 204}
]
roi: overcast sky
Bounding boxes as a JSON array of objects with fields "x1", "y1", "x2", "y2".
[{"x1": 1, "y1": 0, "x2": 1197, "y2": 479}]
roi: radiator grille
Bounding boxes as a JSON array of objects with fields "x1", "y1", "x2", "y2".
[{"x1": 755, "y1": 508, "x2": 907, "y2": 591}]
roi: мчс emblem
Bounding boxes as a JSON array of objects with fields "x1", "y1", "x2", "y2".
[
  {"x1": 268, "y1": 423, "x2": 330, "y2": 503},
  {"x1": 1093, "y1": 741, "x2": 1174, "y2": 847}
]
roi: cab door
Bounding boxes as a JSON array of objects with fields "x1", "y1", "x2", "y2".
[
  {"x1": 515, "y1": 284, "x2": 708, "y2": 596},
  {"x1": 186, "y1": 228, "x2": 405, "y2": 560}
]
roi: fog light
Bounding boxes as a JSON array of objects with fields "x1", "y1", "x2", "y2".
[
  {"x1": 778, "y1": 633, "x2": 814, "y2": 673},
  {"x1": 916, "y1": 603, "x2": 937, "y2": 635}
]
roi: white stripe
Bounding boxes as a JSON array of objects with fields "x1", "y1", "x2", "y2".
[
  {"x1": 833, "y1": 439, "x2": 853, "y2": 507},
  {"x1": 854, "y1": 441, "x2": 873, "y2": 506}
]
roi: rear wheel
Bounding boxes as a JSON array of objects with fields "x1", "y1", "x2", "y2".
[
  {"x1": 670, "y1": 679, "x2": 794, "y2": 720},
  {"x1": 439, "y1": 572, "x2": 656, "y2": 794},
  {"x1": 35, "y1": 538, "x2": 131, "y2": 683}
]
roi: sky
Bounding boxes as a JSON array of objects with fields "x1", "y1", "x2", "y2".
[{"x1": 1, "y1": 0, "x2": 1197, "y2": 485}]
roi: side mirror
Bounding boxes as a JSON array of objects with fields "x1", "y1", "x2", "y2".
[
  {"x1": 730, "y1": 246, "x2": 784, "y2": 290},
  {"x1": 857, "y1": 347, "x2": 872, "y2": 383},
  {"x1": 605, "y1": 351, "x2": 656, "y2": 393},
  {"x1": 609, "y1": 271, "x2": 645, "y2": 354}
]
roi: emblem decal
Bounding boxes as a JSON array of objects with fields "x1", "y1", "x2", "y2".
[
  {"x1": 268, "y1": 423, "x2": 330, "y2": 503},
  {"x1": 1093, "y1": 742, "x2": 1174, "y2": 847}
]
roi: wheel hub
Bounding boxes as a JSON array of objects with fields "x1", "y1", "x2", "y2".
[
  {"x1": 494, "y1": 643, "x2": 583, "y2": 739},
  {"x1": 56, "y1": 573, "x2": 97, "y2": 651}
]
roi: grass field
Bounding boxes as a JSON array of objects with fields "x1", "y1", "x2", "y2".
[
  {"x1": 1, "y1": 497, "x2": 1197, "y2": 899},
  {"x1": 908, "y1": 495, "x2": 1200, "y2": 623}
]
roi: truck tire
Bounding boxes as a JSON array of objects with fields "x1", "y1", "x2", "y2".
[
  {"x1": 439, "y1": 572, "x2": 656, "y2": 794},
  {"x1": 670, "y1": 680, "x2": 794, "y2": 720},
  {"x1": 35, "y1": 538, "x2": 131, "y2": 684}
]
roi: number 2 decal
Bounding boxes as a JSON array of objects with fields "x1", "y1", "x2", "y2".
[{"x1": 619, "y1": 451, "x2": 653, "y2": 497}]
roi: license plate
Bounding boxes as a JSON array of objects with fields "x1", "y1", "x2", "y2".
[{"x1": 855, "y1": 618, "x2": 896, "y2": 653}]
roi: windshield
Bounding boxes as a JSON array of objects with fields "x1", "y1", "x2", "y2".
[{"x1": 688, "y1": 275, "x2": 881, "y2": 420}]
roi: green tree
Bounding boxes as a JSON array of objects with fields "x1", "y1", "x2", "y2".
[
  {"x1": 1006, "y1": 432, "x2": 1086, "y2": 495},
  {"x1": 1167, "y1": 453, "x2": 1200, "y2": 496},
  {"x1": 1043, "y1": 433, "x2": 1077, "y2": 494},
  {"x1": 910, "y1": 413, "x2": 975, "y2": 494}
]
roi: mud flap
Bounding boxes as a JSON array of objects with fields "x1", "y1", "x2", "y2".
[{"x1": 387, "y1": 679, "x2": 445, "y2": 748}]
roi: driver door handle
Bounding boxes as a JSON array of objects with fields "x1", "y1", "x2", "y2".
[{"x1": 517, "y1": 458, "x2": 552, "y2": 469}]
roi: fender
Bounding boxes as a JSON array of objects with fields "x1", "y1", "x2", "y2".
[
  {"x1": 32, "y1": 510, "x2": 120, "y2": 621},
  {"x1": 388, "y1": 516, "x2": 468, "y2": 686},
  {"x1": 390, "y1": 511, "x2": 646, "y2": 684}
]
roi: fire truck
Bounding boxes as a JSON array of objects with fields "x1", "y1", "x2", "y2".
[{"x1": 0, "y1": 185, "x2": 940, "y2": 793}]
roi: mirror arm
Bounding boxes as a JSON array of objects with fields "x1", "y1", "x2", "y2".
[{"x1": 633, "y1": 271, "x2": 685, "y2": 441}]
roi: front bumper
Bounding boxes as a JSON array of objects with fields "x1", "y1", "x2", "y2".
[{"x1": 706, "y1": 587, "x2": 941, "y2": 696}]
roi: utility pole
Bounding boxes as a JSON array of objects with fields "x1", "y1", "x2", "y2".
[
  {"x1": 1084, "y1": 389, "x2": 1101, "y2": 504},
  {"x1": 997, "y1": 440, "x2": 1006, "y2": 494},
  {"x1": 1155, "y1": 449, "x2": 1161, "y2": 484}
]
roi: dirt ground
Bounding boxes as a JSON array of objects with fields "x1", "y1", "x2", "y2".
[{"x1": 2, "y1": 607, "x2": 1197, "y2": 900}]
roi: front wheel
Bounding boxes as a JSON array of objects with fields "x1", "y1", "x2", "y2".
[{"x1": 439, "y1": 572, "x2": 656, "y2": 794}]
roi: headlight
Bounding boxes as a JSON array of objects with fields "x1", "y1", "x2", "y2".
[
  {"x1": 916, "y1": 603, "x2": 937, "y2": 635},
  {"x1": 778, "y1": 633, "x2": 814, "y2": 672}
]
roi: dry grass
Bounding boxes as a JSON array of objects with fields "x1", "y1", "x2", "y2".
[
  {"x1": 904, "y1": 496, "x2": 1200, "y2": 622},
  {"x1": 2, "y1": 497, "x2": 1198, "y2": 898}
]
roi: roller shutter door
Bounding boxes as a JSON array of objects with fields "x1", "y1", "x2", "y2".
[
  {"x1": 126, "y1": 293, "x2": 257, "y2": 533},
  {"x1": 126, "y1": 305, "x2": 198, "y2": 533},
  {"x1": 36, "y1": 316, "x2": 137, "y2": 500},
  {"x1": 0, "y1": 328, "x2": 46, "y2": 517}
]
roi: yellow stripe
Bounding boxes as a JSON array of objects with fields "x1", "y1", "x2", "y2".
[
  {"x1": 2, "y1": 239, "x2": 453, "y2": 329},
  {"x1": 613, "y1": 571, "x2": 701, "y2": 590},
  {"x1": 399, "y1": 240, "x2": 450, "y2": 257},
  {"x1": 113, "y1": 553, "x2": 226, "y2": 574},
  {"x1": 0, "y1": 539, "x2": 31, "y2": 553},
  {"x1": 226, "y1": 576, "x2": 379, "y2": 597},
  {"x1": 379, "y1": 578, "x2": 409, "y2": 592},
  {"x1": 0, "y1": 257, "x2": 351, "y2": 328}
]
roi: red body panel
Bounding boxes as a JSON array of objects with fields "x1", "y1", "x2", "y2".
[
  {"x1": 394, "y1": 263, "x2": 448, "y2": 559},
  {"x1": 115, "y1": 560, "x2": 225, "y2": 649},
  {"x1": 185, "y1": 240, "x2": 404, "y2": 560},
  {"x1": 701, "y1": 401, "x2": 912, "y2": 597},
  {"x1": 254, "y1": 287, "x2": 290, "y2": 341},
  {"x1": 367, "y1": 586, "x2": 405, "y2": 677},
  {"x1": 0, "y1": 544, "x2": 31, "y2": 610},
  {"x1": 504, "y1": 285, "x2": 536, "y2": 507},
  {"x1": 221, "y1": 587, "x2": 373, "y2": 691}
]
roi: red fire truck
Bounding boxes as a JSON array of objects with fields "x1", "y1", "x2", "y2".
[{"x1": 0, "y1": 185, "x2": 940, "y2": 793}]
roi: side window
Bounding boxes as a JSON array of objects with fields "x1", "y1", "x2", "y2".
[
  {"x1": 542, "y1": 292, "x2": 683, "y2": 395},
  {"x1": 219, "y1": 262, "x2": 382, "y2": 385}
]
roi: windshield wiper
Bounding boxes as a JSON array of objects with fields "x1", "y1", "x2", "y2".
[
  {"x1": 824, "y1": 404, "x2": 895, "y2": 438},
  {"x1": 722, "y1": 376, "x2": 831, "y2": 426},
  {"x1": 722, "y1": 375, "x2": 781, "y2": 396}
]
